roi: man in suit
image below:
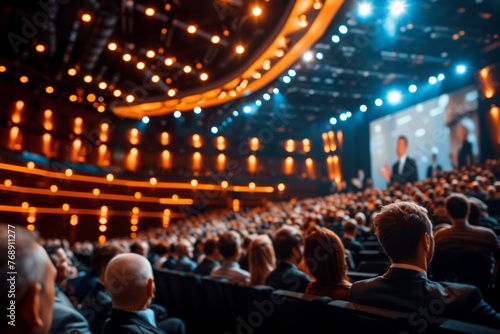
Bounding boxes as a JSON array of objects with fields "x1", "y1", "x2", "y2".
[
  {"x1": 380, "y1": 135, "x2": 418, "y2": 185},
  {"x1": 172, "y1": 239, "x2": 197, "y2": 273},
  {"x1": 194, "y1": 237, "x2": 221, "y2": 276},
  {"x1": 210, "y1": 231, "x2": 250, "y2": 284},
  {"x1": 1, "y1": 224, "x2": 56, "y2": 334},
  {"x1": 350, "y1": 202, "x2": 500, "y2": 328},
  {"x1": 341, "y1": 219, "x2": 364, "y2": 267},
  {"x1": 265, "y1": 226, "x2": 310, "y2": 293},
  {"x1": 46, "y1": 246, "x2": 91, "y2": 334},
  {"x1": 102, "y1": 253, "x2": 185, "y2": 334},
  {"x1": 426, "y1": 153, "x2": 442, "y2": 179}
]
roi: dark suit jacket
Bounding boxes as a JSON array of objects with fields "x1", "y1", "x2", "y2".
[
  {"x1": 51, "y1": 293, "x2": 92, "y2": 334},
  {"x1": 162, "y1": 256, "x2": 177, "y2": 270},
  {"x1": 265, "y1": 261, "x2": 310, "y2": 293},
  {"x1": 101, "y1": 309, "x2": 164, "y2": 334},
  {"x1": 342, "y1": 238, "x2": 365, "y2": 266},
  {"x1": 173, "y1": 255, "x2": 197, "y2": 273},
  {"x1": 193, "y1": 258, "x2": 220, "y2": 276},
  {"x1": 391, "y1": 157, "x2": 418, "y2": 185},
  {"x1": 350, "y1": 268, "x2": 500, "y2": 328},
  {"x1": 426, "y1": 164, "x2": 442, "y2": 179},
  {"x1": 80, "y1": 282, "x2": 112, "y2": 334}
]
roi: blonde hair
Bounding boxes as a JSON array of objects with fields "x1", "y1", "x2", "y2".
[{"x1": 248, "y1": 235, "x2": 276, "y2": 286}]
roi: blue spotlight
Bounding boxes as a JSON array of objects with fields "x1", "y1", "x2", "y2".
[
  {"x1": 233, "y1": 110, "x2": 239, "y2": 117},
  {"x1": 173, "y1": 110, "x2": 182, "y2": 118},
  {"x1": 255, "y1": 100, "x2": 262, "y2": 106},
  {"x1": 263, "y1": 93, "x2": 271, "y2": 101},
  {"x1": 288, "y1": 69, "x2": 296, "y2": 77},
  {"x1": 437, "y1": 73, "x2": 445, "y2": 81},
  {"x1": 346, "y1": 111, "x2": 352, "y2": 118},
  {"x1": 358, "y1": 3, "x2": 372, "y2": 17},
  {"x1": 388, "y1": 90, "x2": 402, "y2": 104},
  {"x1": 340, "y1": 113, "x2": 347, "y2": 121},
  {"x1": 227, "y1": 117, "x2": 232, "y2": 123},
  {"x1": 211, "y1": 126, "x2": 218, "y2": 134},
  {"x1": 194, "y1": 106, "x2": 202, "y2": 114},
  {"x1": 375, "y1": 98, "x2": 383, "y2": 107},
  {"x1": 409, "y1": 84, "x2": 417, "y2": 93},
  {"x1": 316, "y1": 52, "x2": 323, "y2": 60},
  {"x1": 330, "y1": 117, "x2": 337, "y2": 125},
  {"x1": 339, "y1": 25, "x2": 348, "y2": 34},
  {"x1": 273, "y1": 88, "x2": 280, "y2": 94},
  {"x1": 389, "y1": 0, "x2": 406, "y2": 17},
  {"x1": 222, "y1": 121, "x2": 227, "y2": 126},
  {"x1": 428, "y1": 76, "x2": 437, "y2": 85},
  {"x1": 360, "y1": 104, "x2": 367, "y2": 112},
  {"x1": 283, "y1": 76, "x2": 291, "y2": 83},
  {"x1": 331, "y1": 35, "x2": 340, "y2": 43},
  {"x1": 243, "y1": 106, "x2": 252, "y2": 114},
  {"x1": 456, "y1": 65, "x2": 467, "y2": 74},
  {"x1": 141, "y1": 116, "x2": 150, "y2": 124}
]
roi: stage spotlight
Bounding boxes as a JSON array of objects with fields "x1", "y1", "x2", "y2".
[
  {"x1": 273, "y1": 88, "x2": 280, "y2": 94},
  {"x1": 346, "y1": 111, "x2": 352, "y2": 118},
  {"x1": 263, "y1": 93, "x2": 271, "y2": 100},
  {"x1": 283, "y1": 76, "x2": 291, "y2": 83},
  {"x1": 194, "y1": 106, "x2": 202, "y2": 114},
  {"x1": 358, "y1": 3, "x2": 372, "y2": 17},
  {"x1": 375, "y1": 98, "x2": 383, "y2": 107},
  {"x1": 360, "y1": 105, "x2": 367, "y2": 112},
  {"x1": 409, "y1": 84, "x2": 417, "y2": 93},
  {"x1": 340, "y1": 113, "x2": 347, "y2": 121},
  {"x1": 339, "y1": 25, "x2": 348, "y2": 34},
  {"x1": 243, "y1": 106, "x2": 252, "y2": 113},
  {"x1": 330, "y1": 117, "x2": 337, "y2": 125},
  {"x1": 211, "y1": 126, "x2": 218, "y2": 134},
  {"x1": 303, "y1": 51, "x2": 313, "y2": 62},
  {"x1": 331, "y1": 35, "x2": 340, "y2": 43},
  {"x1": 233, "y1": 110, "x2": 239, "y2": 117},
  {"x1": 456, "y1": 65, "x2": 467, "y2": 74},
  {"x1": 389, "y1": 0, "x2": 406, "y2": 17},
  {"x1": 316, "y1": 52, "x2": 323, "y2": 60},
  {"x1": 388, "y1": 90, "x2": 402, "y2": 104},
  {"x1": 256, "y1": 100, "x2": 262, "y2": 106},
  {"x1": 429, "y1": 76, "x2": 437, "y2": 85},
  {"x1": 141, "y1": 116, "x2": 150, "y2": 124},
  {"x1": 437, "y1": 73, "x2": 445, "y2": 81},
  {"x1": 173, "y1": 110, "x2": 182, "y2": 118},
  {"x1": 288, "y1": 69, "x2": 296, "y2": 77}
]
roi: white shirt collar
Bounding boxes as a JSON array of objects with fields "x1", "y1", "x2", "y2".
[{"x1": 390, "y1": 263, "x2": 427, "y2": 277}]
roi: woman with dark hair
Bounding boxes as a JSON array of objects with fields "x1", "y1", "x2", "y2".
[{"x1": 304, "y1": 228, "x2": 351, "y2": 300}]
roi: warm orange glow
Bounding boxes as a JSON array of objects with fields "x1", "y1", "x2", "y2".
[
  {"x1": 135, "y1": 192, "x2": 142, "y2": 199},
  {"x1": 12, "y1": 101, "x2": 23, "y2": 124},
  {"x1": 98, "y1": 235, "x2": 107, "y2": 244},
  {"x1": 21, "y1": 202, "x2": 29, "y2": 209},
  {"x1": 131, "y1": 218, "x2": 138, "y2": 225},
  {"x1": 27, "y1": 162, "x2": 35, "y2": 170},
  {"x1": 285, "y1": 156, "x2": 294, "y2": 175},
  {"x1": 27, "y1": 224, "x2": 35, "y2": 231},
  {"x1": 150, "y1": 177, "x2": 158, "y2": 186},
  {"x1": 193, "y1": 152, "x2": 202, "y2": 171},
  {"x1": 41, "y1": 133, "x2": 51, "y2": 156},
  {"x1": 249, "y1": 182, "x2": 256, "y2": 190},
  {"x1": 65, "y1": 169, "x2": 73, "y2": 177},
  {"x1": 69, "y1": 95, "x2": 77, "y2": 102},
  {"x1": 45, "y1": 86, "x2": 54, "y2": 94},
  {"x1": 82, "y1": 13, "x2": 92, "y2": 22},
  {"x1": 68, "y1": 68, "x2": 77, "y2": 76},
  {"x1": 125, "y1": 148, "x2": 138, "y2": 171},
  {"x1": 248, "y1": 155, "x2": 257, "y2": 174},
  {"x1": 123, "y1": 54, "x2": 132, "y2": 62},
  {"x1": 277, "y1": 183, "x2": 285, "y2": 192},
  {"x1": 200, "y1": 73, "x2": 209, "y2": 81},
  {"x1": 70, "y1": 215, "x2": 78, "y2": 226},
  {"x1": 132, "y1": 207, "x2": 139, "y2": 214},
  {"x1": 490, "y1": 107, "x2": 500, "y2": 144},
  {"x1": 93, "y1": 188, "x2": 100, "y2": 196},
  {"x1": 187, "y1": 25, "x2": 197, "y2": 34},
  {"x1": 250, "y1": 137, "x2": 259, "y2": 151},
  {"x1": 0, "y1": 65, "x2": 6, "y2": 72},
  {"x1": 302, "y1": 138, "x2": 311, "y2": 153},
  {"x1": 305, "y1": 158, "x2": 315, "y2": 178},
  {"x1": 236, "y1": 45, "x2": 245, "y2": 54},
  {"x1": 285, "y1": 139, "x2": 295, "y2": 153},
  {"x1": 129, "y1": 128, "x2": 139, "y2": 145},
  {"x1": 211, "y1": 35, "x2": 221, "y2": 44},
  {"x1": 130, "y1": 233, "x2": 137, "y2": 239},
  {"x1": 233, "y1": 199, "x2": 240, "y2": 212},
  {"x1": 172, "y1": 194, "x2": 179, "y2": 202},
  {"x1": 485, "y1": 88, "x2": 495, "y2": 99},
  {"x1": 192, "y1": 134, "x2": 202, "y2": 148},
  {"x1": 106, "y1": 173, "x2": 114, "y2": 182},
  {"x1": 74, "y1": 117, "x2": 83, "y2": 134},
  {"x1": 62, "y1": 203, "x2": 70, "y2": 211},
  {"x1": 221, "y1": 180, "x2": 229, "y2": 189},
  {"x1": 50, "y1": 185, "x2": 58, "y2": 193},
  {"x1": 252, "y1": 6, "x2": 262, "y2": 16},
  {"x1": 20, "y1": 76, "x2": 28, "y2": 83},
  {"x1": 217, "y1": 153, "x2": 226, "y2": 171},
  {"x1": 145, "y1": 7, "x2": 155, "y2": 16},
  {"x1": 191, "y1": 179, "x2": 198, "y2": 187},
  {"x1": 337, "y1": 130, "x2": 343, "y2": 149},
  {"x1": 130, "y1": 225, "x2": 138, "y2": 232},
  {"x1": 71, "y1": 138, "x2": 82, "y2": 162},
  {"x1": 83, "y1": 75, "x2": 92, "y2": 83},
  {"x1": 99, "y1": 224, "x2": 107, "y2": 231},
  {"x1": 146, "y1": 50, "x2": 156, "y2": 58},
  {"x1": 161, "y1": 150, "x2": 171, "y2": 169},
  {"x1": 100, "y1": 217, "x2": 108, "y2": 225},
  {"x1": 216, "y1": 136, "x2": 226, "y2": 150},
  {"x1": 9, "y1": 126, "x2": 21, "y2": 150}
]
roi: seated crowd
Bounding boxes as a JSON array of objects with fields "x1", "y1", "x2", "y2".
[{"x1": 1, "y1": 159, "x2": 500, "y2": 333}]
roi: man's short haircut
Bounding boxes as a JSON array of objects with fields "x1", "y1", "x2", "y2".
[
  {"x1": 203, "y1": 237, "x2": 218, "y2": 256},
  {"x1": 91, "y1": 243, "x2": 125, "y2": 276},
  {"x1": 445, "y1": 193, "x2": 470, "y2": 219},
  {"x1": 217, "y1": 231, "x2": 241, "y2": 259},
  {"x1": 343, "y1": 219, "x2": 358, "y2": 234},
  {"x1": 272, "y1": 226, "x2": 304, "y2": 261},
  {"x1": 373, "y1": 202, "x2": 432, "y2": 263},
  {"x1": 398, "y1": 135, "x2": 408, "y2": 146}
]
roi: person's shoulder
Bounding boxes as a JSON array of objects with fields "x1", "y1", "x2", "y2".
[{"x1": 431, "y1": 280, "x2": 483, "y2": 304}]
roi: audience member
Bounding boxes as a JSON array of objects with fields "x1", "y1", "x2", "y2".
[
  {"x1": 210, "y1": 231, "x2": 250, "y2": 284},
  {"x1": 304, "y1": 228, "x2": 351, "y2": 300},
  {"x1": 350, "y1": 202, "x2": 500, "y2": 327},
  {"x1": 173, "y1": 239, "x2": 197, "y2": 273},
  {"x1": 341, "y1": 219, "x2": 364, "y2": 267},
  {"x1": 248, "y1": 235, "x2": 276, "y2": 286},
  {"x1": 162, "y1": 244, "x2": 178, "y2": 270},
  {"x1": 265, "y1": 226, "x2": 310, "y2": 293},
  {"x1": 193, "y1": 237, "x2": 221, "y2": 276}
]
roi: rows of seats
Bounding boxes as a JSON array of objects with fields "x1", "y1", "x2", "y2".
[{"x1": 153, "y1": 269, "x2": 500, "y2": 334}]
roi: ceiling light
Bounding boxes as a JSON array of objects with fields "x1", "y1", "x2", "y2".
[
  {"x1": 187, "y1": 25, "x2": 197, "y2": 34},
  {"x1": 136, "y1": 62, "x2": 145, "y2": 70},
  {"x1": 339, "y1": 25, "x2": 348, "y2": 34},
  {"x1": 340, "y1": 113, "x2": 347, "y2": 121},
  {"x1": 236, "y1": 45, "x2": 245, "y2": 54},
  {"x1": 123, "y1": 53, "x2": 132, "y2": 62},
  {"x1": 151, "y1": 75, "x2": 160, "y2": 83},
  {"x1": 263, "y1": 93, "x2": 271, "y2": 101},
  {"x1": 243, "y1": 106, "x2": 252, "y2": 113},
  {"x1": 211, "y1": 35, "x2": 221, "y2": 44},
  {"x1": 142, "y1": 116, "x2": 150, "y2": 124},
  {"x1": 45, "y1": 86, "x2": 54, "y2": 94},
  {"x1": 456, "y1": 65, "x2": 467, "y2": 74},
  {"x1": 389, "y1": 0, "x2": 406, "y2": 17},
  {"x1": 332, "y1": 35, "x2": 340, "y2": 43},
  {"x1": 283, "y1": 76, "x2": 291, "y2": 83},
  {"x1": 375, "y1": 98, "x2": 383, "y2": 106},
  {"x1": 20, "y1": 76, "x2": 28, "y2": 83},
  {"x1": 167, "y1": 89, "x2": 176, "y2": 97},
  {"x1": 288, "y1": 69, "x2": 296, "y2": 77},
  {"x1": 429, "y1": 76, "x2": 437, "y2": 85},
  {"x1": 200, "y1": 72, "x2": 209, "y2": 81},
  {"x1": 299, "y1": 14, "x2": 308, "y2": 28},
  {"x1": 303, "y1": 51, "x2": 313, "y2": 61},
  {"x1": 276, "y1": 49, "x2": 285, "y2": 57},
  {"x1": 146, "y1": 50, "x2": 155, "y2": 58},
  {"x1": 108, "y1": 42, "x2": 117, "y2": 51},
  {"x1": 358, "y1": 3, "x2": 373, "y2": 17},
  {"x1": 263, "y1": 60, "x2": 271, "y2": 70},
  {"x1": 211, "y1": 126, "x2": 218, "y2": 134},
  {"x1": 252, "y1": 6, "x2": 262, "y2": 16},
  {"x1": 194, "y1": 106, "x2": 202, "y2": 114},
  {"x1": 83, "y1": 75, "x2": 92, "y2": 83},
  {"x1": 36, "y1": 44, "x2": 45, "y2": 52},
  {"x1": 173, "y1": 110, "x2": 182, "y2": 118},
  {"x1": 183, "y1": 65, "x2": 192, "y2": 73},
  {"x1": 126, "y1": 95, "x2": 135, "y2": 103},
  {"x1": 145, "y1": 7, "x2": 155, "y2": 16},
  {"x1": 388, "y1": 90, "x2": 402, "y2": 104},
  {"x1": 87, "y1": 94, "x2": 96, "y2": 102},
  {"x1": 360, "y1": 105, "x2": 367, "y2": 112},
  {"x1": 233, "y1": 110, "x2": 239, "y2": 117},
  {"x1": 313, "y1": 0, "x2": 323, "y2": 10},
  {"x1": 97, "y1": 105, "x2": 105, "y2": 112},
  {"x1": 98, "y1": 82, "x2": 107, "y2": 89},
  {"x1": 273, "y1": 88, "x2": 280, "y2": 94},
  {"x1": 69, "y1": 95, "x2": 77, "y2": 102},
  {"x1": 346, "y1": 111, "x2": 352, "y2": 117},
  {"x1": 68, "y1": 68, "x2": 77, "y2": 76},
  {"x1": 316, "y1": 52, "x2": 323, "y2": 60},
  {"x1": 437, "y1": 73, "x2": 445, "y2": 81},
  {"x1": 164, "y1": 58, "x2": 174, "y2": 66},
  {"x1": 0, "y1": 66, "x2": 6, "y2": 72},
  {"x1": 113, "y1": 89, "x2": 122, "y2": 97},
  {"x1": 409, "y1": 84, "x2": 417, "y2": 93},
  {"x1": 82, "y1": 13, "x2": 92, "y2": 22},
  {"x1": 330, "y1": 117, "x2": 337, "y2": 125},
  {"x1": 255, "y1": 100, "x2": 262, "y2": 106}
]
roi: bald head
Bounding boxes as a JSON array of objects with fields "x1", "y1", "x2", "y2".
[{"x1": 104, "y1": 253, "x2": 154, "y2": 311}]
